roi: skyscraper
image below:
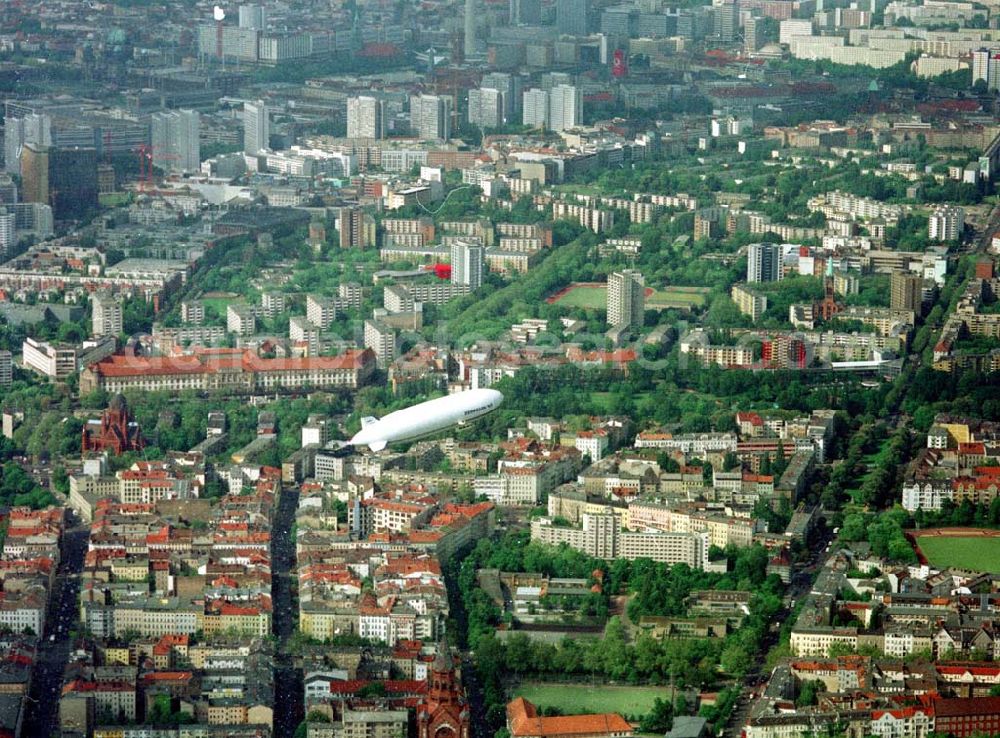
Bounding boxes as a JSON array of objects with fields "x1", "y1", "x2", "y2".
[
  {"x1": 243, "y1": 100, "x2": 270, "y2": 155},
  {"x1": 20, "y1": 143, "x2": 48, "y2": 208},
  {"x1": 971, "y1": 48, "x2": 1000, "y2": 90},
  {"x1": 522, "y1": 88, "x2": 549, "y2": 129},
  {"x1": 747, "y1": 242, "x2": 781, "y2": 283},
  {"x1": 13, "y1": 202, "x2": 53, "y2": 239},
  {"x1": 890, "y1": 272, "x2": 924, "y2": 314},
  {"x1": 510, "y1": 0, "x2": 542, "y2": 24},
  {"x1": 92, "y1": 292, "x2": 123, "y2": 337},
  {"x1": 21, "y1": 143, "x2": 98, "y2": 220},
  {"x1": 450, "y1": 239, "x2": 484, "y2": 290},
  {"x1": 4, "y1": 113, "x2": 51, "y2": 175},
  {"x1": 468, "y1": 88, "x2": 504, "y2": 129},
  {"x1": 238, "y1": 3, "x2": 266, "y2": 29},
  {"x1": 972, "y1": 48, "x2": 989, "y2": 86},
  {"x1": 0, "y1": 350, "x2": 11, "y2": 389},
  {"x1": 410, "y1": 95, "x2": 452, "y2": 141},
  {"x1": 482, "y1": 72, "x2": 518, "y2": 119},
  {"x1": 928, "y1": 206, "x2": 965, "y2": 241},
  {"x1": 0, "y1": 173, "x2": 17, "y2": 205},
  {"x1": 713, "y1": 0, "x2": 738, "y2": 42},
  {"x1": 0, "y1": 208, "x2": 14, "y2": 261},
  {"x1": 347, "y1": 96, "x2": 385, "y2": 139},
  {"x1": 549, "y1": 84, "x2": 582, "y2": 132},
  {"x1": 464, "y1": 0, "x2": 477, "y2": 57},
  {"x1": 151, "y1": 110, "x2": 201, "y2": 174},
  {"x1": 608, "y1": 269, "x2": 645, "y2": 330},
  {"x1": 601, "y1": 6, "x2": 637, "y2": 36},
  {"x1": 338, "y1": 207, "x2": 375, "y2": 249},
  {"x1": 556, "y1": 0, "x2": 589, "y2": 35},
  {"x1": 744, "y1": 14, "x2": 773, "y2": 53}
]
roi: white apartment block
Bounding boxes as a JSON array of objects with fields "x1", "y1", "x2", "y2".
[
  {"x1": 779, "y1": 18, "x2": 813, "y2": 44},
  {"x1": 634, "y1": 431, "x2": 737, "y2": 454},
  {"x1": 0, "y1": 208, "x2": 14, "y2": 259},
  {"x1": 227, "y1": 304, "x2": 256, "y2": 336},
  {"x1": 552, "y1": 201, "x2": 615, "y2": 233},
  {"x1": 929, "y1": 206, "x2": 964, "y2": 241},
  {"x1": 151, "y1": 109, "x2": 201, "y2": 174},
  {"x1": 901, "y1": 480, "x2": 953, "y2": 512},
  {"x1": 608, "y1": 269, "x2": 645, "y2": 330},
  {"x1": 243, "y1": 100, "x2": 270, "y2": 155},
  {"x1": 407, "y1": 283, "x2": 470, "y2": 304},
  {"x1": 290, "y1": 316, "x2": 320, "y2": 355},
  {"x1": 347, "y1": 96, "x2": 385, "y2": 139},
  {"x1": 549, "y1": 84, "x2": 581, "y2": 132},
  {"x1": 364, "y1": 319, "x2": 399, "y2": 368},
  {"x1": 522, "y1": 88, "x2": 549, "y2": 128},
  {"x1": 599, "y1": 197, "x2": 660, "y2": 224},
  {"x1": 468, "y1": 87, "x2": 504, "y2": 129},
  {"x1": 732, "y1": 283, "x2": 768, "y2": 321},
  {"x1": 180, "y1": 300, "x2": 205, "y2": 325},
  {"x1": 339, "y1": 282, "x2": 363, "y2": 308},
  {"x1": 790, "y1": 628, "x2": 858, "y2": 657},
  {"x1": 410, "y1": 95, "x2": 452, "y2": 141},
  {"x1": 91, "y1": 292, "x2": 123, "y2": 337},
  {"x1": 0, "y1": 350, "x2": 11, "y2": 388},
  {"x1": 261, "y1": 291, "x2": 288, "y2": 319},
  {"x1": 530, "y1": 513, "x2": 711, "y2": 568},
  {"x1": 383, "y1": 285, "x2": 418, "y2": 314},
  {"x1": 22, "y1": 336, "x2": 115, "y2": 380},
  {"x1": 574, "y1": 431, "x2": 609, "y2": 462},
  {"x1": 307, "y1": 295, "x2": 337, "y2": 329}
]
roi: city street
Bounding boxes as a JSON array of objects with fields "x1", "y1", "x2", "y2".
[
  {"x1": 22, "y1": 520, "x2": 89, "y2": 738},
  {"x1": 271, "y1": 485, "x2": 302, "y2": 738},
  {"x1": 722, "y1": 523, "x2": 833, "y2": 737}
]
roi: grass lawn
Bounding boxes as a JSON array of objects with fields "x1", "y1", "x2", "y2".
[
  {"x1": 99, "y1": 193, "x2": 130, "y2": 207},
  {"x1": 553, "y1": 184, "x2": 602, "y2": 196},
  {"x1": 915, "y1": 536, "x2": 1000, "y2": 572},
  {"x1": 201, "y1": 296, "x2": 240, "y2": 315},
  {"x1": 553, "y1": 285, "x2": 608, "y2": 309},
  {"x1": 590, "y1": 391, "x2": 652, "y2": 413},
  {"x1": 514, "y1": 682, "x2": 671, "y2": 717},
  {"x1": 552, "y1": 283, "x2": 709, "y2": 311},
  {"x1": 647, "y1": 288, "x2": 708, "y2": 309}
]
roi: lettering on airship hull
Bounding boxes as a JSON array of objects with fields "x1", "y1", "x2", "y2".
[{"x1": 463, "y1": 404, "x2": 493, "y2": 417}]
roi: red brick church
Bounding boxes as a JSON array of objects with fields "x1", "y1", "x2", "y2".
[
  {"x1": 81, "y1": 394, "x2": 144, "y2": 455},
  {"x1": 417, "y1": 645, "x2": 470, "y2": 738}
]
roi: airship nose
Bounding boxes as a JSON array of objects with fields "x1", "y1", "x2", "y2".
[{"x1": 487, "y1": 389, "x2": 504, "y2": 405}]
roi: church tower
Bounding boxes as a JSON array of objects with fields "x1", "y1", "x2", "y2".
[{"x1": 418, "y1": 644, "x2": 470, "y2": 738}]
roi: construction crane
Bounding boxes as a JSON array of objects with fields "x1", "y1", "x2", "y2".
[{"x1": 134, "y1": 144, "x2": 178, "y2": 191}]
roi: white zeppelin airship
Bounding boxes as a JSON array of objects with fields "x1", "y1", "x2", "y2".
[{"x1": 348, "y1": 388, "x2": 504, "y2": 452}]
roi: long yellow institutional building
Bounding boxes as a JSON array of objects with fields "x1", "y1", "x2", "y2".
[{"x1": 80, "y1": 348, "x2": 376, "y2": 395}]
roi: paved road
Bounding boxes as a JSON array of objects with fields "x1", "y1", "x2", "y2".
[
  {"x1": 22, "y1": 522, "x2": 89, "y2": 738},
  {"x1": 461, "y1": 654, "x2": 489, "y2": 738},
  {"x1": 271, "y1": 485, "x2": 303, "y2": 738},
  {"x1": 723, "y1": 525, "x2": 833, "y2": 737}
]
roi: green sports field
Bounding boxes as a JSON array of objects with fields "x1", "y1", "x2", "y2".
[
  {"x1": 553, "y1": 285, "x2": 608, "y2": 309},
  {"x1": 514, "y1": 682, "x2": 672, "y2": 717},
  {"x1": 915, "y1": 535, "x2": 1000, "y2": 572},
  {"x1": 647, "y1": 287, "x2": 708, "y2": 309},
  {"x1": 551, "y1": 284, "x2": 708, "y2": 310}
]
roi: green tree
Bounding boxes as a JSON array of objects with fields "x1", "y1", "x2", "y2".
[{"x1": 640, "y1": 698, "x2": 674, "y2": 733}]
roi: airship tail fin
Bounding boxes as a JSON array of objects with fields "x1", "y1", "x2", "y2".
[
  {"x1": 360, "y1": 416, "x2": 378, "y2": 429},
  {"x1": 368, "y1": 439, "x2": 387, "y2": 452}
]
